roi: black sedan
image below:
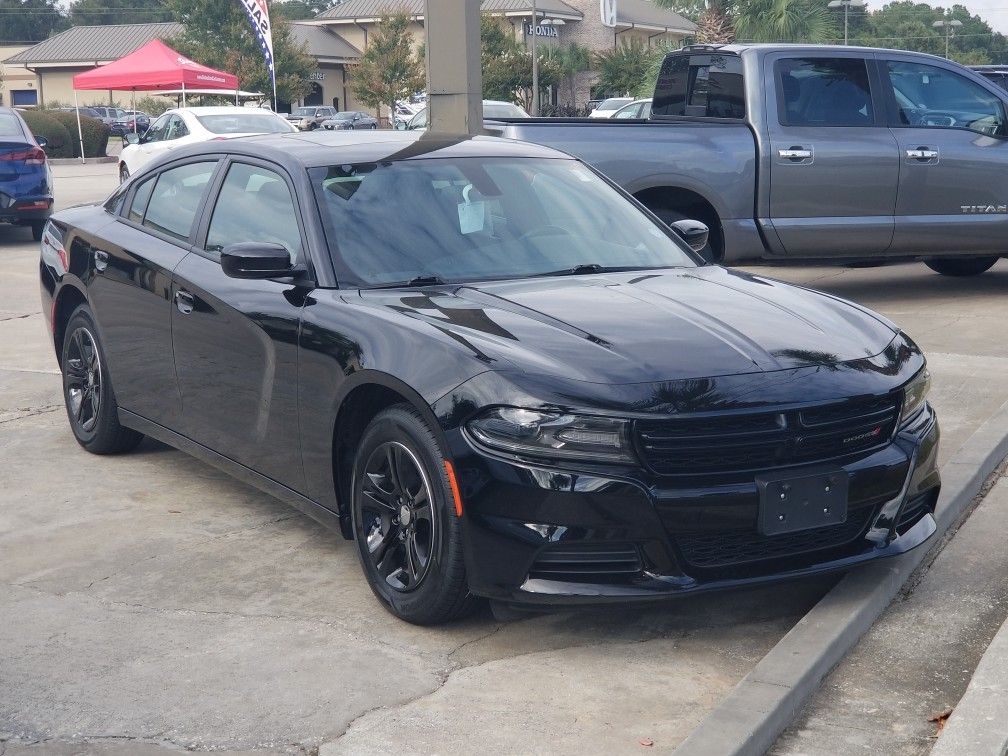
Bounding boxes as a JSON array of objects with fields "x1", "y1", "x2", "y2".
[
  {"x1": 39, "y1": 131, "x2": 940, "y2": 625},
  {"x1": 321, "y1": 111, "x2": 378, "y2": 130}
]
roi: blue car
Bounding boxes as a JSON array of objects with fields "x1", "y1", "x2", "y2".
[{"x1": 0, "y1": 107, "x2": 52, "y2": 240}]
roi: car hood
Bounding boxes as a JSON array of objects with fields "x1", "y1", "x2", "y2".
[{"x1": 360, "y1": 266, "x2": 897, "y2": 385}]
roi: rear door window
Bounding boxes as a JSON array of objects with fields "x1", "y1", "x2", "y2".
[
  {"x1": 775, "y1": 57, "x2": 875, "y2": 126},
  {"x1": 142, "y1": 161, "x2": 217, "y2": 242}
]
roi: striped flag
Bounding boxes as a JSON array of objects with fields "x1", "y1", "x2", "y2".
[{"x1": 237, "y1": 0, "x2": 277, "y2": 106}]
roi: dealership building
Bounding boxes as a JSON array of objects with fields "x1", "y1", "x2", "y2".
[{"x1": 308, "y1": 0, "x2": 697, "y2": 105}]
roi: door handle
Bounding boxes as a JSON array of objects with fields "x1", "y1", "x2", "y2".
[
  {"x1": 175, "y1": 289, "x2": 195, "y2": 315},
  {"x1": 93, "y1": 249, "x2": 108, "y2": 272},
  {"x1": 779, "y1": 147, "x2": 813, "y2": 160},
  {"x1": 906, "y1": 147, "x2": 939, "y2": 161}
]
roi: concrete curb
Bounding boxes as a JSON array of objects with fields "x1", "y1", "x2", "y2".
[
  {"x1": 931, "y1": 614, "x2": 1008, "y2": 756},
  {"x1": 48, "y1": 156, "x2": 116, "y2": 166},
  {"x1": 674, "y1": 400, "x2": 1008, "y2": 756}
]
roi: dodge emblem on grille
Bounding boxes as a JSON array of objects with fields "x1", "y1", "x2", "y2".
[{"x1": 843, "y1": 426, "x2": 882, "y2": 445}]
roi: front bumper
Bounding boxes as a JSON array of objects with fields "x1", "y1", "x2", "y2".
[{"x1": 451, "y1": 404, "x2": 940, "y2": 606}]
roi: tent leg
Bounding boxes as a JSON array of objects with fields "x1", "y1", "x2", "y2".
[
  {"x1": 73, "y1": 90, "x2": 85, "y2": 164},
  {"x1": 182, "y1": 82, "x2": 186, "y2": 107},
  {"x1": 132, "y1": 90, "x2": 137, "y2": 133}
]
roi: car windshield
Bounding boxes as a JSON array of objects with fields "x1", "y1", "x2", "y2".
[
  {"x1": 332, "y1": 112, "x2": 357, "y2": 119},
  {"x1": 312, "y1": 157, "x2": 696, "y2": 288},
  {"x1": 598, "y1": 98, "x2": 632, "y2": 111},
  {"x1": 195, "y1": 113, "x2": 294, "y2": 134},
  {"x1": 484, "y1": 103, "x2": 528, "y2": 119},
  {"x1": 292, "y1": 107, "x2": 316, "y2": 116},
  {"x1": 0, "y1": 113, "x2": 23, "y2": 138}
]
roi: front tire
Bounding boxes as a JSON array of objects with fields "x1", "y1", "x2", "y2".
[
  {"x1": 61, "y1": 305, "x2": 143, "y2": 454},
  {"x1": 351, "y1": 404, "x2": 473, "y2": 625},
  {"x1": 925, "y1": 257, "x2": 998, "y2": 276}
]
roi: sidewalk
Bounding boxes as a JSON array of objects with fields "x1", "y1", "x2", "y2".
[{"x1": 932, "y1": 614, "x2": 1008, "y2": 756}]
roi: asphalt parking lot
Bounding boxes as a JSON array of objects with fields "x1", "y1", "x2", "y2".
[{"x1": 2, "y1": 163, "x2": 1008, "y2": 754}]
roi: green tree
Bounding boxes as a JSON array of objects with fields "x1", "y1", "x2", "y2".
[
  {"x1": 480, "y1": 17, "x2": 561, "y2": 110},
  {"x1": 166, "y1": 0, "x2": 314, "y2": 106},
  {"x1": 273, "y1": 0, "x2": 334, "y2": 21},
  {"x1": 546, "y1": 42, "x2": 593, "y2": 105},
  {"x1": 69, "y1": 0, "x2": 172, "y2": 25},
  {"x1": 0, "y1": 0, "x2": 68, "y2": 43},
  {"x1": 734, "y1": 0, "x2": 834, "y2": 42},
  {"x1": 594, "y1": 38, "x2": 653, "y2": 97},
  {"x1": 349, "y1": 11, "x2": 425, "y2": 120},
  {"x1": 852, "y1": 2, "x2": 1007, "y2": 62}
]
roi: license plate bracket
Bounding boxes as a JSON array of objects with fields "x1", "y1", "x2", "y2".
[{"x1": 757, "y1": 468, "x2": 849, "y2": 536}]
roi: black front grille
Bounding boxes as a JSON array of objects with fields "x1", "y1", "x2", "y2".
[
  {"x1": 636, "y1": 394, "x2": 901, "y2": 477},
  {"x1": 528, "y1": 543, "x2": 643, "y2": 581},
  {"x1": 675, "y1": 505, "x2": 876, "y2": 569}
]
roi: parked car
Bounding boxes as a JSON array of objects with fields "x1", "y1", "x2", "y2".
[
  {"x1": 400, "y1": 100, "x2": 529, "y2": 131},
  {"x1": 589, "y1": 97, "x2": 634, "y2": 118},
  {"x1": 118, "y1": 106, "x2": 295, "y2": 182},
  {"x1": 115, "y1": 110, "x2": 152, "y2": 134},
  {"x1": 501, "y1": 44, "x2": 1008, "y2": 275},
  {"x1": 40, "y1": 130, "x2": 939, "y2": 624},
  {"x1": 57, "y1": 106, "x2": 103, "y2": 119},
  {"x1": 612, "y1": 98, "x2": 652, "y2": 119},
  {"x1": 321, "y1": 111, "x2": 378, "y2": 130},
  {"x1": 285, "y1": 105, "x2": 338, "y2": 130},
  {"x1": 970, "y1": 65, "x2": 1008, "y2": 92},
  {"x1": 0, "y1": 106, "x2": 51, "y2": 240}
]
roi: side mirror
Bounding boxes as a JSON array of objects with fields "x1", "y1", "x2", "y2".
[
  {"x1": 35, "y1": 135, "x2": 48, "y2": 149},
  {"x1": 669, "y1": 219, "x2": 710, "y2": 254},
  {"x1": 221, "y1": 242, "x2": 296, "y2": 279},
  {"x1": 123, "y1": 132, "x2": 140, "y2": 146}
]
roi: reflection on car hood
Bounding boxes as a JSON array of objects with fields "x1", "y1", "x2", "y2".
[{"x1": 360, "y1": 266, "x2": 898, "y2": 384}]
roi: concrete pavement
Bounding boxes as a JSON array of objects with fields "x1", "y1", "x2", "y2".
[{"x1": 2, "y1": 162, "x2": 1008, "y2": 753}]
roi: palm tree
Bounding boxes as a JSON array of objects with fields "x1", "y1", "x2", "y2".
[
  {"x1": 734, "y1": 0, "x2": 834, "y2": 42},
  {"x1": 551, "y1": 43, "x2": 593, "y2": 106}
]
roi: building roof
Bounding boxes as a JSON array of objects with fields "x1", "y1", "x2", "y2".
[
  {"x1": 288, "y1": 22, "x2": 361, "y2": 62},
  {"x1": 4, "y1": 22, "x2": 183, "y2": 66},
  {"x1": 315, "y1": 0, "x2": 584, "y2": 22},
  {"x1": 616, "y1": 0, "x2": 696, "y2": 33}
]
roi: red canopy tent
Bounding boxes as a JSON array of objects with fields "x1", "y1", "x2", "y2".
[{"x1": 70, "y1": 39, "x2": 239, "y2": 161}]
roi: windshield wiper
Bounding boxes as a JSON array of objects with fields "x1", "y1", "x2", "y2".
[
  {"x1": 370, "y1": 275, "x2": 448, "y2": 289},
  {"x1": 532, "y1": 264, "x2": 647, "y2": 278}
]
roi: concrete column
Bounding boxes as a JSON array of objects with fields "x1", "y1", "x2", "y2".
[{"x1": 424, "y1": 0, "x2": 483, "y2": 134}]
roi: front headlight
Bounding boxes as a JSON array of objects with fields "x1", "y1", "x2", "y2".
[
  {"x1": 466, "y1": 407, "x2": 635, "y2": 464},
  {"x1": 900, "y1": 367, "x2": 931, "y2": 425}
]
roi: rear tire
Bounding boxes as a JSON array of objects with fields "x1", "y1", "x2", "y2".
[
  {"x1": 351, "y1": 404, "x2": 474, "y2": 625},
  {"x1": 61, "y1": 305, "x2": 143, "y2": 455},
  {"x1": 925, "y1": 257, "x2": 998, "y2": 276},
  {"x1": 30, "y1": 221, "x2": 45, "y2": 242}
]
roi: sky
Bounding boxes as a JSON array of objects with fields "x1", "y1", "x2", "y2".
[{"x1": 936, "y1": 0, "x2": 1008, "y2": 32}]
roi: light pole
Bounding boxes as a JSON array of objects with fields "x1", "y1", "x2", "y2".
[
  {"x1": 827, "y1": 0, "x2": 865, "y2": 45},
  {"x1": 530, "y1": 0, "x2": 539, "y2": 116},
  {"x1": 933, "y1": 18, "x2": 962, "y2": 59}
]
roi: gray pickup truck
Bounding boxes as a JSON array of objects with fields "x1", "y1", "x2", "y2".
[{"x1": 500, "y1": 44, "x2": 1008, "y2": 276}]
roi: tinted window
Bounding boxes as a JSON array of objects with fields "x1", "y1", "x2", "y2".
[
  {"x1": 166, "y1": 115, "x2": 189, "y2": 140},
  {"x1": 776, "y1": 58, "x2": 874, "y2": 126},
  {"x1": 654, "y1": 54, "x2": 744, "y2": 119},
  {"x1": 142, "y1": 161, "x2": 216, "y2": 242},
  {"x1": 127, "y1": 176, "x2": 155, "y2": 224},
  {"x1": 887, "y1": 61, "x2": 1006, "y2": 136},
  {"x1": 144, "y1": 114, "x2": 170, "y2": 142},
  {"x1": 206, "y1": 163, "x2": 302, "y2": 261},
  {"x1": 312, "y1": 157, "x2": 695, "y2": 288},
  {"x1": 104, "y1": 185, "x2": 128, "y2": 215},
  {"x1": 0, "y1": 113, "x2": 23, "y2": 138}
]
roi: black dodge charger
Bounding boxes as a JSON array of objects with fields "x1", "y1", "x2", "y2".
[{"x1": 39, "y1": 131, "x2": 940, "y2": 624}]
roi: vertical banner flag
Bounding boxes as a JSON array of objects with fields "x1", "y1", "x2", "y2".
[{"x1": 237, "y1": 0, "x2": 277, "y2": 108}]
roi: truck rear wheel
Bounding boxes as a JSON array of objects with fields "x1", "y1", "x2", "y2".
[{"x1": 925, "y1": 257, "x2": 998, "y2": 276}]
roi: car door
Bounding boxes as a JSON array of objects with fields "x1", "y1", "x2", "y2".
[
  {"x1": 879, "y1": 55, "x2": 1008, "y2": 255},
  {"x1": 85, "y1": 158, "x2": 219, "y2": 428},
  {"x1": 170, "y1": 158, "x2": 311, "y2": 491},
  {"x1": 764, "y1": 52, "x2": 900, "y2": 257}
]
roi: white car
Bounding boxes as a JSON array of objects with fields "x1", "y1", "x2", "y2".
[
  {"x1": 611, "y1": 98, "x2": 653, "y2": 119},
  {"x1": 118, "y1": 106, "x2": 296, "y2": 182},
  {"x1": 589, "y1": 97, "x2": 634, "y2": 118}
]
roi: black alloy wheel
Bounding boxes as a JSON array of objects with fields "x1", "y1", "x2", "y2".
[
  {"x1": 351, "y1": 404, "x2": 473, "y2": 624},
  {"x1": 360, "y1": 441, "x2": 436, "y2": 592},
  {"x1": 61, "y1": 305, "x2": 143, "y2": 454}
]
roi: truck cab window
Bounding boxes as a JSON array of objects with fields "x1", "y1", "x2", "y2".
[
  {"x1": 653, "y1": 54, "x2": 744, "y2": 119},
  {"x1": 776, "y1": 58, "x2": 874, "y2": 127},
  {"x1": 886, "y1": 61, "x2": 1006, "y2": 136}
]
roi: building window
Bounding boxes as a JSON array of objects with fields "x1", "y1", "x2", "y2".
[{"x1": 12, "y1": 90, "x2": 38, "y2": 107}]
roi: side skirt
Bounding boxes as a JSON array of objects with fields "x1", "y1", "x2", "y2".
[{"x1": 119, "y1": 408, "x2": 344, "y2": 535}]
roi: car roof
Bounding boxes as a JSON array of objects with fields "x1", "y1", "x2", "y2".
[
  {"x1": 170, "y1": 106, "x2": 278, "y2": 116},
  {"x1": 163, "y1": 130, "x2": 574, "y2": 169}
]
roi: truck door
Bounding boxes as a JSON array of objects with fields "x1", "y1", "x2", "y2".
[
  {"x1": 764, "y1": 53, "x2": 899, "y2": 257},
  {"x1": 879, "y1": 54, "x2": 1008, "y2": 255}
]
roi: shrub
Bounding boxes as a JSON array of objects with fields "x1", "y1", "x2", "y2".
[
  {"x1": 46, "y1": 111, "x2": 110, "y2": 158},
  {"x1": 19, "y1": 110, "x2": 73, "y2": 158},
  {"x1": 135, "y1": 96, "x2": 173, "y2": 117}
]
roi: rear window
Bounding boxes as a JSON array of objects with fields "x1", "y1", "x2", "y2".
[
  {"x1": 194, "y1": 113, "x2": 295, "y2": 134},
  {"x1": 0, "y1": 113, "x2": 24, "y2": 138},
  {"x1": 653, "y1": 54, "x2": 745, "y2": 119}
]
